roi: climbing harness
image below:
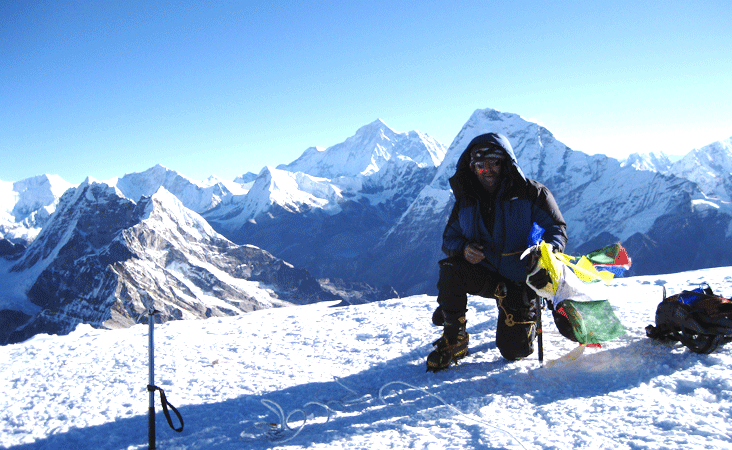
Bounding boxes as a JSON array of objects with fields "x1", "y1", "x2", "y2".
[
  {"x1": 494, "y1": 282, "x2": 545, "y2": 366},
  {"x1": 495, "y1": 282, "x2": 536, "y2": 327},
  {"x1": 494, "y1": 282, "x2": 537, "y2": 328}
]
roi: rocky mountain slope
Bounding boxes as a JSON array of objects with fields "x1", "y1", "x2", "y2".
[{"x1": 0, "y1": 180, "x2": 340, "y2": 345}]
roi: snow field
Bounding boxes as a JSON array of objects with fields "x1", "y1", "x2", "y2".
[{"x1": 1, "y1": 269, "x2": 732, "y2": 449}]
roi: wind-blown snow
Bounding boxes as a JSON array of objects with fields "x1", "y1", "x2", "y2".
[{"x1": 2, "y1": 267, "x2": 731, "y2": 449}]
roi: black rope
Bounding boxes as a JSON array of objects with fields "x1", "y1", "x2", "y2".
[{"x1": 148, "y1": 385, "x2": 184, "y2": 432}]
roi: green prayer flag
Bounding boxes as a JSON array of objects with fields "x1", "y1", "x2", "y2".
[{"x1": 559, "y1": 299, "x2": 626, "y2": 344}]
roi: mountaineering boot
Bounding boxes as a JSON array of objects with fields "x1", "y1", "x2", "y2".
[{"x1": 426, "y1": 310, "x2": 469, "y2": 372}]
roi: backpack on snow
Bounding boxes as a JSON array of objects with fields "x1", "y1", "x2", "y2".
[{"x1": 646, "y1": 284, "x2": 732, "y2": 354}]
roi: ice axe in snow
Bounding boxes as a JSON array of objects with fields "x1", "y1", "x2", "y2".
[{"x1": 145, "y1": 306, "x2": 184, "y2": 449}]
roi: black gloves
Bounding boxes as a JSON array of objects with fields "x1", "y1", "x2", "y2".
[
  {"x1": 521, "y1": 242, "x2": 558, "y2": 294},
  {"x1": 528, "y1": 268, "x2": 551, "y2": 290}
]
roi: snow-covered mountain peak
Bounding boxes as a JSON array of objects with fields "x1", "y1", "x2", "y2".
[
  {"x1": 233, "y1": 172, "x2": 259, "y2": 189},
  {"x1": 200, "y1": 166, "x2": 348, "y2": 230},
  {"x1": 2, "y1": 174, "x2": 75, "y2": 221},
  {"x1": 108, "y1": 164, "x2": 236, "y2": 213},
  {"x1": 621, "y1": 152, "x2": 673, "y2": 172},
  {"x1": 110, "y1": 164, "x2": 189, "y2": 201},
  {"x1": 684, "y1": 137, "x2": 732, "y2": 169},
  {"x1": 278, "y1": 120, "x2": 446, "y2": 179},
  {"x1": 669, "y1": 136, "x2": 732, "y2": 201},
  {"x1": 356, "y1": 118, "x2": 391, "y2": 135},
  {"x1": 20, "y1": 173, "x2": 74, "y2": 196},
  {"x1": 246, "y1": 166, "x2": 344, "y2": 217},
  {"x1": 432, "y1": 108, "x2": 565, "y2": 189},
  {"x1": 11, "y1": 179, "x2": 132, "y2": 276},
  {"x1": 149, "y1": 187, "x2": 216, "y2": 229},
  {"x1": 0, "y1": 174, "x2": 76, "y2": 245},
  {"x1": 130, "y1": 186, "x2": 223, "y2": 254}
]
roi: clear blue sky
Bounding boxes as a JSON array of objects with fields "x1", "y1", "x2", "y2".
[{"x1": 2, "y1": 1, "x2": 730, "y2": 185}]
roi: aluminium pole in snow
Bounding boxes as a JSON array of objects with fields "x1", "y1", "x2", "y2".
[
  {"x1": 148, "y1": 306, "x2": 157, "y2": 450},
  {"x1": 537, "y1": 298, "x2": 544, "y2": 366},
  {"x1": 144, "y1": 305, "x2": 183, "y2": 449}
]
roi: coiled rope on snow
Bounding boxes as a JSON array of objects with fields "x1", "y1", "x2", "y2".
[{"x1": 247, "y1": 377, "x2": 529, "y2": 449}]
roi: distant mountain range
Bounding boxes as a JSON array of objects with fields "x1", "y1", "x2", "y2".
[{"x1": 1, "y1": 108, "x2": 730, "y2": 344}]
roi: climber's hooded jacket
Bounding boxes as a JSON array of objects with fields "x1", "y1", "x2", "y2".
[{"x1": 442, "y1": 132, "x2": 567, "y2": 282}]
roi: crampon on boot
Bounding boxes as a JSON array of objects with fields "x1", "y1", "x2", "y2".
[
  {"x1": 426, "y1": 330, "x2": 469, "y2": 372},
  {"x1": 426, "y1": 311, "x2": 469, "y2": 372}
]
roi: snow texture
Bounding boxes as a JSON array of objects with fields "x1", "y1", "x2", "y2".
[{"x1": 2, "y1": 267, "x2": 731, "y2": 449}]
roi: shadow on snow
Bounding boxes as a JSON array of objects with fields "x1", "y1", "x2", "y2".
[{"x1": 7, "y1": 324, "x2": 700, "y2": 450}]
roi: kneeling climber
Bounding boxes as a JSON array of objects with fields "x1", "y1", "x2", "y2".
[{"x1": 427, "y1": 132, "x2": 567, "y2": 371}]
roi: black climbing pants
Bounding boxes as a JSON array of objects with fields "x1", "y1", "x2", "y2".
[{"x1": 436, "y1": 256, "x2": 538, "y2": 361}]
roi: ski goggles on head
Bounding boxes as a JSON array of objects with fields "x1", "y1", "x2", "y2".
[
  {"x1": 472, "y1": 158, "x2": 502, "y2": 170},
  {"x1": 470, "y1": 146, "x2": 505, "y2": 167}
]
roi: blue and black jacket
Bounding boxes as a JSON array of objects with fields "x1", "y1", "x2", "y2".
[{"x1": 442, "y1": 133, "x2": 568, "y2": 282}]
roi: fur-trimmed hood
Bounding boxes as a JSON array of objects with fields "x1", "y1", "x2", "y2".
[{"x1": 449, "y1": 133, "x2": 526, "y2": 199}]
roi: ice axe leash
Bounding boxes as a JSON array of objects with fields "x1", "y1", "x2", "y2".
[{"x1": 146, "y1": 306, "x2": 184, "y2": 449}]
